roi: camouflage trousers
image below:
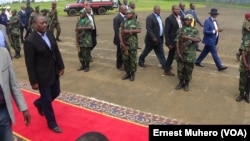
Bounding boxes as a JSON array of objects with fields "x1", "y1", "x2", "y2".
[
  {"x1": 239, "y1": 71, "x2": 250, "y2": 93},
  {"x1": 50, "y1": 22, "x2": 61, "y2": 38},
  {"x1": 122, "y1": 48, "x2": 137, "y2": 72},
  {"x1": 11, "y1": 35, "x2": 21, "y2": 52},
  {"x1": 78, "y1": 47, "x2": 91, "y2": 63},
  {"x1": 177, "y1": 61, "x2": 194, "y2": 81}
]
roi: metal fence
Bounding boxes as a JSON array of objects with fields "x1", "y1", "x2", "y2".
[{"x1": 188, "y1": 0, "x2": 250, "y2": 5}]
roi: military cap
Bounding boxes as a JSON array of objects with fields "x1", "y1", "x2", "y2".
[
  {"x1": 52, "y1": 2, "x2": 57, "y2": 5},
  {"x1": 79, "y1": 9, "x2": 86, "y2": 14},
  {"x1": 12, "y1": 9, "x2": 17, "y2": 13},
  {"x1": 35, "y1": 5, "x2": 39, "y2": 9},
  {"x1": 41, "y1": 9, "x2": 49, "y2": 13},
  {"x1": 184, "y1": 14, "x2": 193, "y2": 20},
  {"x1": 126, "y1": 9, "x2": 135, "y2": 14}
]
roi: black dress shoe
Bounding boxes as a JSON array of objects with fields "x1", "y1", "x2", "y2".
[
  {"x1": 195, "y1": 63, "x2": 204, "y2": 67},
  {"x1": 138, "y1": 62, "x2": 146, "y2": 67},
  {"x1": 56, "y1": 38, "x2": 62, "y2": 42},
  {"x1": 50, "y1": 126, "x2": 62, "y2": 133},
  {"x1": 196, "y1": 49, "x2": 202, "y2": 52},
  {"x1": 33, "y1": 100, "x2": 44, "y2": 116},
  {"x1": 164, "y1": 70, "x2": 175, "y2": 76},
  {"x1": 218, "y1": 66, "x2": 228, "y2": 71}
]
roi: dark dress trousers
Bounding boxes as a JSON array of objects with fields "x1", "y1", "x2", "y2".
[{"x1": 164, "y1": 14, "x2": 181, "y2": 71}]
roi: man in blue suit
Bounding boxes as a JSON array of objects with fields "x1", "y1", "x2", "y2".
[{"x1": 195, "y1": 8, "x2": 227, "y2": 71}]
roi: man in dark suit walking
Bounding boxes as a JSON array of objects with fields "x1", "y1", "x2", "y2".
[
  {"x1": 113, "y1": 5, "x2": 127, "y2": 70},
  {"x1": 195, "y1": 8, "x2": 227, "y2": 71},
  {"x1": 24, "y1": 14, "x2": 65, "y2": 133},
  {"x1": 164, "y1": 5, "x2": 182, "y2": 76},
  {"x1": 138, "y1": 5, "x2": 167, "y2": 70}
]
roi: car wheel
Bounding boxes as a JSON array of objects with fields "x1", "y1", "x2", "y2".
[
  {"x1": 97, "y1": 7, "x2": 106, "y2": 15},
  {"x1": 68, "y1": 9, "x2": 77, "y2": 16}
]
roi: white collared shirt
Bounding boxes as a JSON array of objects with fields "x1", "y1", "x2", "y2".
[{"x1": 37, "y1": 31, "x2": 51, "y2": 49}]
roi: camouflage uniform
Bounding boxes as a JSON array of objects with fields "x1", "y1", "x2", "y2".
[
  {"x1": 76, "y1": 16, "x2": 92, "y2": 71},
  {"x1": 9, "y1": 14, "x2": 21, "y2": 58},
  {"x1": 175, "y1": 26, "x2": 200, "y2": 81},
  {"x1": 238, "y1": 40, "x2": 250, "y2": 101},
  {"x1": 49, "y1": 8, "x2": 61, "y2": 40},
  {"x1": 29, "y1": 11, "x2": 40, "y2": 32},
  {"x1": 119, "y1": 18, "x2": 141, "y2": 74}
]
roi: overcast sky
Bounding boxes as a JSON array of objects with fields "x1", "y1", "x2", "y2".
[{"x1": 0, "y1": 0, "x2": 13, "y2": 4}]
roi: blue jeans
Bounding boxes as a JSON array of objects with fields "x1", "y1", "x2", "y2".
[{"x1": 0, "y1": 106, "x2": 13, "y2": 141}]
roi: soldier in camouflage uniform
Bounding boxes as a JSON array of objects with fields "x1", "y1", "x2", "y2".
[
  {"x1": 28, "y1": 5, "x2": 40, "y2": 32},
  {"x1": 75, "y1": 9, "x2": 93, "y2": 72},
  {"x1": 41, "y1": 9, "x2": 50, "y2": 29},
  {"x1": 49, "y1": 2, "x2": 61, "y2": 41},
  {"x1": 175, "y1": 14, "x2": 201, "y2": 91},
  {"x1": 236, "y1": 13, "x2": 250, "y2": 61},
  {"x1": 119, "y1": 9, "x2": 141, "y2": 81},
  {"x1": 236, "y1": 15, "x2": 250, "y2": 102},
  {"x1": 9, "y1": 9, "x2": 21, "y2": 59}
]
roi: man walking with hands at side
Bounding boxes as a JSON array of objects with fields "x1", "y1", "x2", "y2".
[
  {"x1": 24, "y1": 14, "x2": 65, "y2": 133},
  {"x1": 195, "y1": 8, "x2": 227, "y2": 71}
]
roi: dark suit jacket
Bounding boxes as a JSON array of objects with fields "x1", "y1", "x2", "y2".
[
  {"x1": 202, "y1": 17, "x2": 219, "y2": 46},
  {"x1": 24, "y1": 30, "x2": 65, "y2": 87},
  {"x1": 144, "y1": 13, "x2": 164, "y2": 46},
  {"x1": 164, "y1": 14, "x2": 180, "y2": 47},
  {"x1": 113, "y1": 13, "x2": 124, "y2": 45},
  {"x1": 18, "y1": 10, "x2": 28, "y2": 26}
]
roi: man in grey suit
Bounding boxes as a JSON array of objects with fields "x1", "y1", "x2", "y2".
[
  {"x1": 0, "y1": 24, "x2": 11, "y2": 56},
  {"x1": 0, "y1": 47, "x2": 31, "y2": 141}
]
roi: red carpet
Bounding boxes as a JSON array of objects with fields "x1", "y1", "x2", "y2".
[{"x1": 13, "y1": 89, "x2": 148, "y2": 141}]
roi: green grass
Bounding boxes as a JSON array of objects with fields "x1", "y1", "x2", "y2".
[{"x1": 4, "y1": 0, "x2": 248, "y2": 16}]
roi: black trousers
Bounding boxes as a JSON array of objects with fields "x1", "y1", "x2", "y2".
[
  {"x1": 38, "y1": 78, "x2": 60, "y2": 129},
  {"x1": 116, "y1": 44, "x2": 123, "y2": 69}
]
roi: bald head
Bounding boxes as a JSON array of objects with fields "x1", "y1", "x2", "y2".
[
  {"x1": 33, "y1": 14, "x2": 47, "y2": 33},
  {"x1": 119, "y1": 5, "x2": 127, "y2": 15},
  {"x1": 153, "y1": 5, "x2": 160, "y2": 15}
]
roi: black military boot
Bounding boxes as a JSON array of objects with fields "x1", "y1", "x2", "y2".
[
  {"x1": 84, "y1": 62, "x2": 90, "y2": 72},
  {"x1": 183, "y1": 80, "x2": 190, "y2": 91},
  {"x1": 175, "y1": 79, "x2": 184, "y2": 90},
  {"x1": 122, "y1": 71, "x2": 130, "y2": 80},
  {"x1": 245, "y1": 92, "x2": 250, "y2": 103},
  {"x1": 130, "y1": 72, "x2": 135, "y2": 81},
  {"x1": 77, "y1": 62, "x2": 85, "y2": 71},
  {"x1": 15, "y1": 51, "x2": 21, "y2": 59},
  {"x1": 236, "y1": 92, "x2": 245, "y2": 102},
  {"x1": 12, "y1": 51, "x2": 18, "y2": 58},
  {"x1": 56, "y1": 36, "x2": 61, "y2": 42}
]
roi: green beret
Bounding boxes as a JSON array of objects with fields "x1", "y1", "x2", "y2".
[
  {"x1": 126, "y1": 9, "x2": 135, "y2": 14},
  {"x1": 79, "y1": 9, "x2": 86, "y2": 14},
  {"x1": 184, "y1": 14, "x2": 193, "y2": 20},
  {"x1": 41, "y1": 9, "x2": 48, "y2": 13}
]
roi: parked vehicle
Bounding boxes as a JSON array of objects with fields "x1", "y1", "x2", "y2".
[{"x1": 64, "y1": 0, "x2": 118, "y2": 16}]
